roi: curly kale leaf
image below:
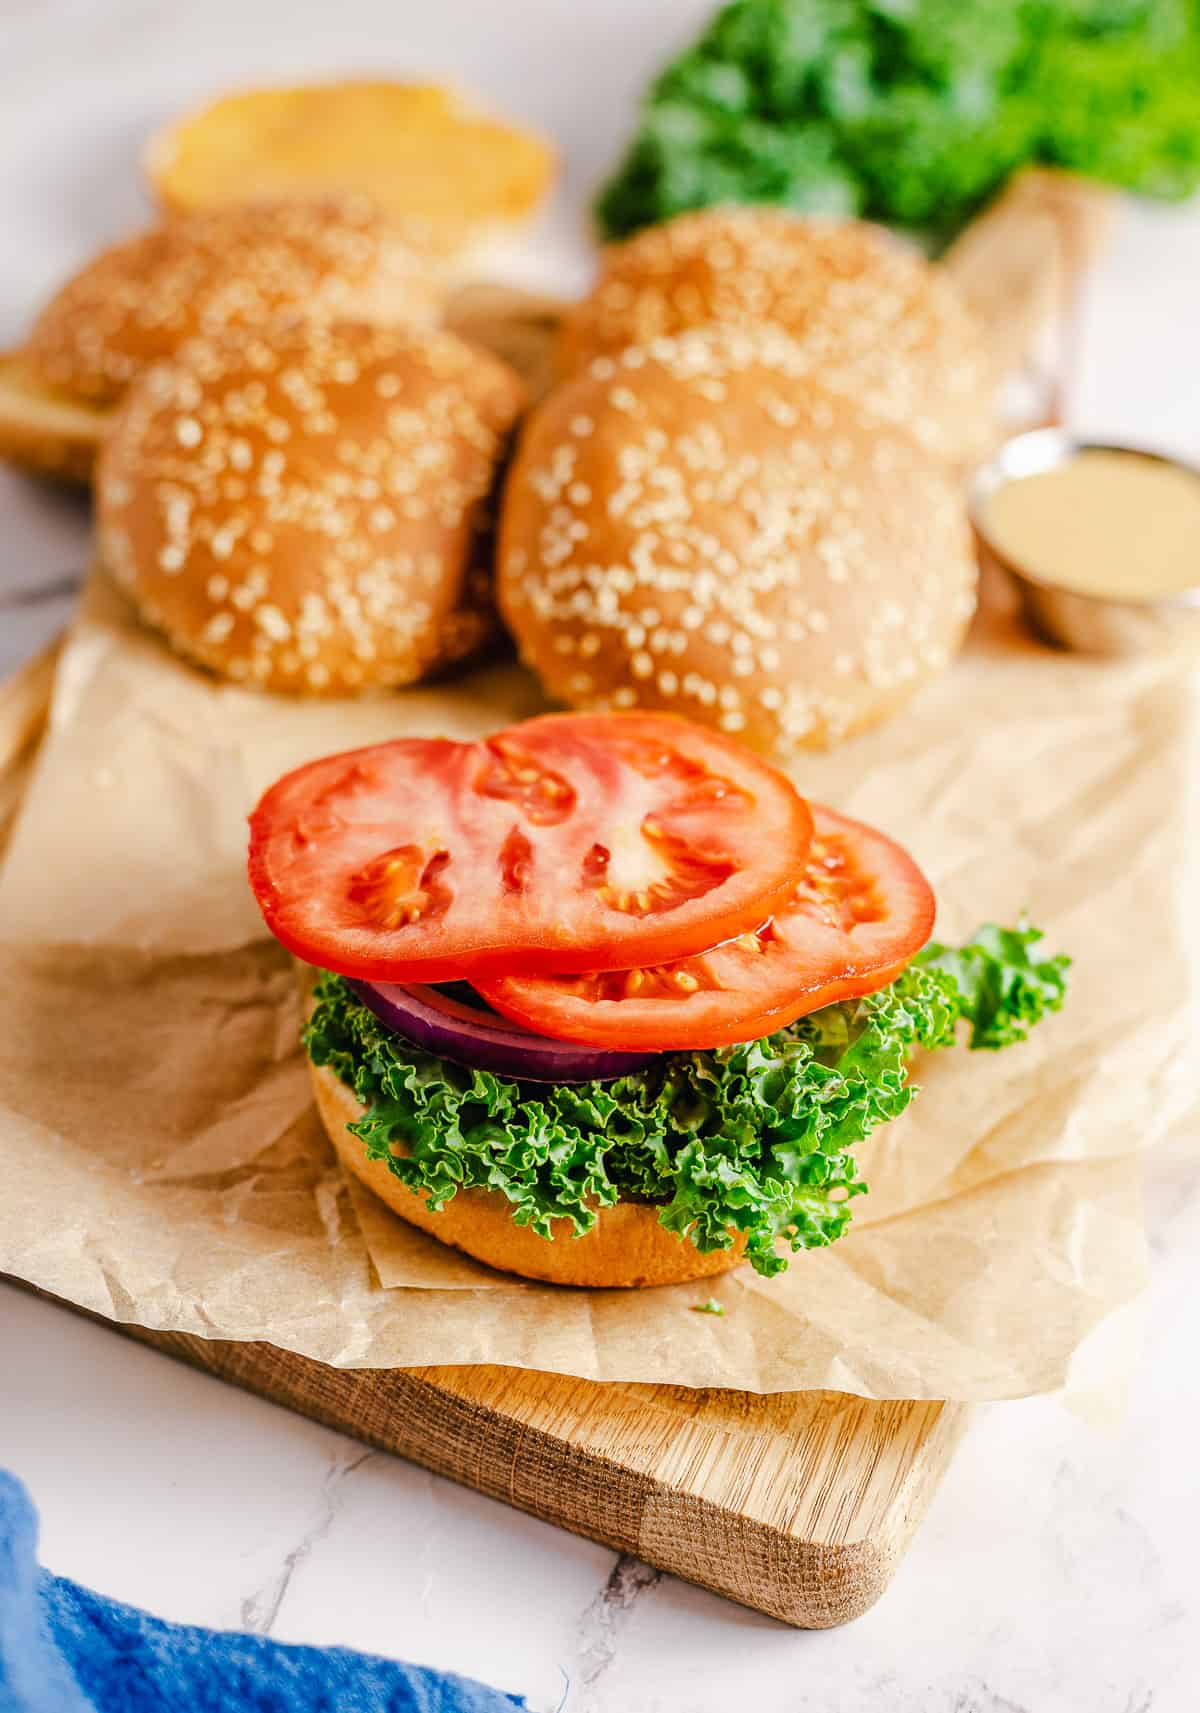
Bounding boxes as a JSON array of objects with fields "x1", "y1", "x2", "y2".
[
  {"x1": 916, "y1": 921, "x2": 1070, "y2": 1050},
  {"x1": 306, "y1": 923, "x2": 1066, "y2": 1277},
  {"x1": 596, "y1": 0, "x2": 1200, "y2": 242}
]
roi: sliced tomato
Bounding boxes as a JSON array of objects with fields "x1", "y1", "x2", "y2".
[
  {"x1": 248, "y1": 712, "x2": 812, "y2": 983},
  {"x1": 474, "y1": 805, "x2": 935, "y2": 1050}
]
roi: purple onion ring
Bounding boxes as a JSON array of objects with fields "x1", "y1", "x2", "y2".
[{"x1": 349, "y1": 979, "x2": 660, "y2": 1084}]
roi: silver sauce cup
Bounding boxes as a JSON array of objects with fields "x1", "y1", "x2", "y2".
[{"x1": 970, "y1": 428, "x2": 1200, "y2": 656}]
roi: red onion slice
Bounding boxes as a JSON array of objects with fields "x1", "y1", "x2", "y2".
[{"x1": 349, "y1": 979, "x2": 661, "y2": 1084}]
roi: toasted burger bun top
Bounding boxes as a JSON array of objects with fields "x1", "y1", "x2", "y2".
[
  {"x1": 557, "y1": 207, "x2": 993, "y2": 464},
  {"x1": 499, "y1": 323, "x2": 976, "y2": 753},
  {"x1": 311, "y1": 1055, "x2": 746, "y2": 1288},
  {"x1": 145, "y1": 80, "x2": 557, "y2": 260},
  {"x1": 97, "y1": 320, "x2": 525, "y2": 695},
  {"x1": 25, "y1": 198, "x2": 443, "y2": 409}
]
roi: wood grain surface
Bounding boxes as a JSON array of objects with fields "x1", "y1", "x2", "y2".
[{"x1": 109, "y1": 1322, "x2": 970, "y2": 1628}]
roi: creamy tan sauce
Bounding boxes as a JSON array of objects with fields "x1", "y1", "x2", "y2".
[{"x1": 984, "y1": 450, "x2": 1200, "y2": 600}]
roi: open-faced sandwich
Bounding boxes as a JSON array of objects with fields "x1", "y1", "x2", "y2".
[{"x1": 248, "y1": 711, "x2": 1067, "y2": 1287}]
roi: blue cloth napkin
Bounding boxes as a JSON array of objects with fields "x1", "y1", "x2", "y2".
[{"x1": 0, "y1": 1471, "x2": 524, "y2": 1713}]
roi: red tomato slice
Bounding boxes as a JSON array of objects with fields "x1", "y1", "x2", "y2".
[
  {"x1": 475, "y1": 805, "x2": 935, "y2": 1050},
  {"x1": 248, "y1": 712, "x2": 813, "y2": 983}
]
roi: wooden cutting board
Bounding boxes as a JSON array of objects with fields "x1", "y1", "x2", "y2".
[
  {"x1": 150, "y1": 1335, "x2": 971, "y2": 1630},
  {"x1": 38, "y1": 1297, "x2": 971, "y2": 1629}
]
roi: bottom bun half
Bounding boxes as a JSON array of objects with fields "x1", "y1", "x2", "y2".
[
  {"x1": 0, "y1": 354, "x2": 106, "y2": 483},
  {"x1": 310, "y1": 1057, "x2": 746, "y2": 1289}
]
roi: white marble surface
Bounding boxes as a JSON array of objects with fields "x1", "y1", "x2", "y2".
[{"x1": 1, "y1": 4, "x2": 1199, "y2": 1710}]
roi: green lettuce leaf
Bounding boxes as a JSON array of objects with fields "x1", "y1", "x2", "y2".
[
  {"x1": 305, "y1": 924, "x2": 1067, "y2": 1278},
  {"x1": 916, "y1": 921, "x2": 1070, "y2": 1050},
  {"x1": 595, "y1": 0, "x2": 1200, "y2": 244}
]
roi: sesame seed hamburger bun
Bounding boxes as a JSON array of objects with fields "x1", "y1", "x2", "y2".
[
  {"x1": 557, "y1": 207, "x2": 994, "y2": 466},
  {"x1": 498, "y1": 324, "x2": 976, "y2": 753},
  {"x1": 0, "y1": 199, "x2": 443, "y2": 483},
  {"x1": 96, "y1": 320, "x2": 526, "y2": 695},
  {"x1": 311, "y1": 1053, "x2": 746, "y2": 1287},
  {"x1": 27, "y1": 199, "x2": 443, "y2": 410},
  {"x1": 145, "y1": 80, "x2": 557, "y2": 277}
]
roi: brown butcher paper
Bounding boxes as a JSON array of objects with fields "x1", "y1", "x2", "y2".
[{"x1": 0, "y1": 569, "x2": 1194, "y2": 1397}]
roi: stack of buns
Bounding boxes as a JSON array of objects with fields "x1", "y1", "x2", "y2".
[
  {"x1": 4, "y1": 181, "x2": 533, "y2": 697},
  {"x1": 498, "y1": 206, "x2": 987, "y2": 753},
  {"x1": 4, "y1": 89, "x2": 986, "y2": 731},
  {"x1": 498, "y1": 321, "x2": 975, "y2": 752}
]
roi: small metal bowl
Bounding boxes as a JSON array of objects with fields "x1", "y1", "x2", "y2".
[{"x1": 970, "y1": 428, "x2": 1200, "y2": 657}]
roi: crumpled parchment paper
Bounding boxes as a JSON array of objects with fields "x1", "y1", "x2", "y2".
[{"x1": 0, "y1": 570, "x2": 1193, "y2": 1397}]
